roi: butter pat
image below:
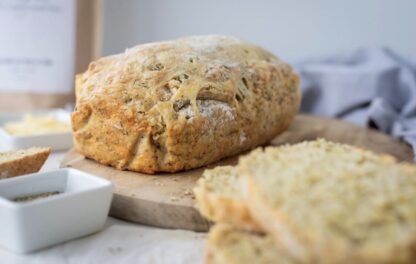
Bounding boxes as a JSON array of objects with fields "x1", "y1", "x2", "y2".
[{"x1": 4, "y1": 114, "x2": 71, "y2": 136}]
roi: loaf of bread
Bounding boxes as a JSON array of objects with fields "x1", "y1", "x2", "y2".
[
  {"x1": 0, "y1": 147, "x2": 51, "y2": 178},
  {"x1": 206, "y1": 224, "x2": 295, "y2": 264},
  {"x1": 194, "y1": 166, "x2": 260, "y2": 231},
  {"x1": 72, "y1": 35, "x2": 300, "y2": 173},
  {"x1": 239, "y1": 139, "x2": 416, "y2": 263}
]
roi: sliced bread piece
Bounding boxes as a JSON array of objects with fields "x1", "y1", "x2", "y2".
[
  {"x1": 194, "y1": 166, "x2": 260, "y2": 231},
  {"x1": 0, "y1": 147, "x2": 51, "y2": 179},
  {"x1": 206, "y1": 224, "x2": 296, "y2": 264},
  {"x1": 239, "y1": 139, "x2": 416, "y2": 264}
]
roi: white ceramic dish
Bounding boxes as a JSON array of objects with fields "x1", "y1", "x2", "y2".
[
  {"x1": 0, "y1": 168, "x2": 113, "y2": 254},
  {"x1": 0, "y1": 109, "x2": 73, "y2": 151}
]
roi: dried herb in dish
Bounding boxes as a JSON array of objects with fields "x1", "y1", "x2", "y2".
[{"x1": 13, "y1": 191, "x2": 61, "y2": 203}]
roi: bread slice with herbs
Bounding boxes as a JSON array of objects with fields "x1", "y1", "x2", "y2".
[
  {"x1": 239, "y1": 139, "x2": 416, "y2": 264},
  {"x1": 206, "y1": 224, "x2": 296, "y2": 264},
  {"x1": 194, "y1": 165, "x2": 260, "y2": 231},
  {"x1": 0, "y1": 147, "x2": 51, "y2": 179}
]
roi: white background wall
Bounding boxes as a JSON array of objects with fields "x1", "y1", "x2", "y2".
[{"x1": 102, "y1": 0, "x2": 416, "y2": 62}]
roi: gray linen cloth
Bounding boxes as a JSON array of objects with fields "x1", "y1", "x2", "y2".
[{"x1": 295, "y1": 47, "x2": 416, "y2": 157}]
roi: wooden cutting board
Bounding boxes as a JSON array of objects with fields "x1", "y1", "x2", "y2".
[{"x1": 61, "y1": 114, "x2": 413, "y2": 231}]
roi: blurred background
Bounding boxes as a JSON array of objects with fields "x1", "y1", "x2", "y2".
[{"x1": 102, "y1": 0, "x2": 416, "y2": 62}]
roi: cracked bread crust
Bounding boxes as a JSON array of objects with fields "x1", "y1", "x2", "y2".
[{"x1": 72, "y1": 35, "x2": 300, "y2": 173}]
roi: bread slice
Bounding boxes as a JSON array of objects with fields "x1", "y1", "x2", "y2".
[
  {"x1": 239, "y1": 139, "x2": 416, "y2": 264},
  {"x1": 206, "y1": 224, "x2": 295, "y2": 264},
  {"x1": 0, "y1": 147, "x2": 51, "y2": 179},
  {"x1": 194, "y1": 166, "x2": 260, "y2": 231}
]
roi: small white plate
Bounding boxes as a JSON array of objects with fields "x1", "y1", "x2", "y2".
[
  {"x1": 0, "y1": 168, "x2": 113, "y2": 254},
  {"x1": 0, "y1": 109, "x2": 73, "y2": 151}
]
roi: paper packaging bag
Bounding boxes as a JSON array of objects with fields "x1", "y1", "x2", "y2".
[{"x1": 0, "y1": 0, "x2": 101, "y2": 112}]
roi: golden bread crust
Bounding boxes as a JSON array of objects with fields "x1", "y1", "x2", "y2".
[{"x1": 72, "y1": 35, "x2": 300, "y2": 173}]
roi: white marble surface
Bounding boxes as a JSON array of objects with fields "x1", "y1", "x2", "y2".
[{"x1": 0, "y1": 152, "x2": 206, "y2": 264}]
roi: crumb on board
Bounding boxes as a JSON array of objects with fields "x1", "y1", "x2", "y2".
[
  {"x1": 169, "y1": 188, "x2": 195, "y2": 201},
  {"x1": 182, "y1": 188, "x2": 195, "y2": 199}
]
